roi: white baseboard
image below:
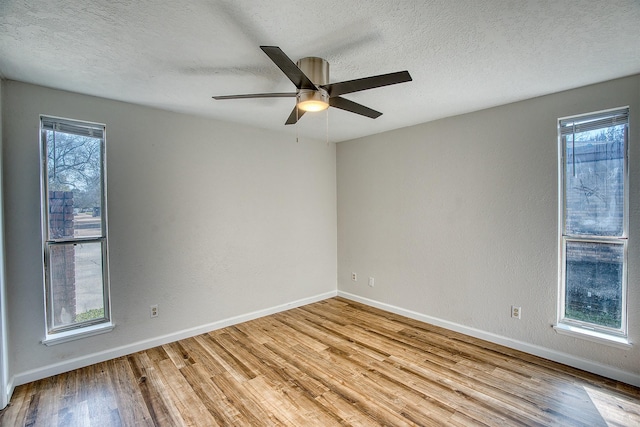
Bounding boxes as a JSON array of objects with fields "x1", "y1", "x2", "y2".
[
  {"x1": 9, "y1": 290, "x2": 338, "y2": 396},
  {"x1": 8, "y1": 288, "x2": 638, "y2": 404},
  {"x1": 338, "y1": 291, "x2": 640, "y2": 388},
  {"x1": 4, "y1": 376, "x2": 13, "y2": 409}
]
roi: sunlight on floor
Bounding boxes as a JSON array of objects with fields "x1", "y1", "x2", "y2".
[{"x1": 584, "y1": 385, "x2": 640, "y2": 426}]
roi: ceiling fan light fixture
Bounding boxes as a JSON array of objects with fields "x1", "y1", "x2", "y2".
[{"x1": 297, "y1": 89, "x2": 329, "y2": 112}]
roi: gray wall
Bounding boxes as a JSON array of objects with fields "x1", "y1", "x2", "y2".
[
  {"x1": 3, "y1": 81, "x2": 337, "y2": 380},
  {"x1": 0, "y1": 80, "x2": 8, "y2": 407},
  {"x1": 337, "y1": 75, "x2": 639, "y2": 378}
]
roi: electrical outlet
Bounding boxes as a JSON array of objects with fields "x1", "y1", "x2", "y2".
[
  {"x1": 150, "y1": 304, "x2": 158, "y2": 318},
  {"x1": 352, "y1": 272, "x2": 357, "y2": 281},
  {"x1": 368, "y1": 277, "x2": 375, "y2": 287},
  {"x1": 511, "y1": 305, "x2": 521, "y2": 319}
]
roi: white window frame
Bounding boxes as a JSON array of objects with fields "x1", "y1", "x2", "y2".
[
  {"x1": 40, "y1": 116, "x2": 113, "y2": 345},
  {"x1": 555, "y1": 107, "x2": 630, "y2": 347}
]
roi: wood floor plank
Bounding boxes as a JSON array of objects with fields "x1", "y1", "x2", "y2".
[
  {"x1": 106, "y1": 357, "x2": 154, "y2": 426},
  {"x1": 56, "y1": 368, "x2": 79, "y2": 426},
  {"x1": 178, "y1": 364, "x2": 230, "y2": 426},
  {"x1": 223, "y1": 326, "x2": 331, "y2": 400},
  {"x1": 583, "y1": 384, "x2": 640, "y2": 425},
  {"x1": 155, "y1": 358, "x2": 217, "y2": 426},
  {"x1": 178, "y1": 337, "x2": 226, "y2": 378},
  {"x1": 244, "y1": 374, "x2": 343, "y2": 427},
  {"x1": 195, "y1": 333, "x2": 256, "y2": 382},
  {"x1": 389, "y1": 355, "x2": 562, "y2": 426},
  {"x1": 162, "y1": 341, "x2": 195, "y2": 370},
  {"x1": 315, "y1": 390, "x2": 386, "y2": 427},
  {"x1": 281, "y1": 307, "x2": 389, "y2": 362},
  {"x1": 31, "y1": 377, "x2": 58, "y2": 426},
  {"x1": 268, "y1": 341, "x2": 424, "y2": 426},
  {"x1": 2, "y1": 297, "x2": 639, "y2": 426},
  {"x1": 85, "y1": 363, "x2": 120, "y2": 427},
  {"x1": 210, "y1": 371, "x2": 285, "y2": 426},
  {"x1": 127, "y1": 352, "x2": 182, "y2": 426},
  {"x1": 0, "y1": 383, "x2": 27, "y2": 426},
  {"x1": 241, "y1": 375, "x2": 308, "y2": 426}
]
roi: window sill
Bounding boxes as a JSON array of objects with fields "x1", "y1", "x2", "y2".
[
  {"x1": 42, "y1": 322, "x2": 115, "y2": 346},
  {"x1": 553, "y1": 323, "x2": 632, "y2": 349}
]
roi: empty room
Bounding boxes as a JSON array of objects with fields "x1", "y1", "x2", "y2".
[{"x1": 0, "y1": 1, "x2": 639, "y2": 425}]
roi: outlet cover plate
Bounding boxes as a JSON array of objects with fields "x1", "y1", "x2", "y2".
[{"x1": 511, "y1": 305, "x2": 521, "y2": 319}]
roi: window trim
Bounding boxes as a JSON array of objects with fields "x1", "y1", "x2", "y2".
[
  {"x1": 39, "y1": 115, "x2": 113, "y2": 343},
  {"x1": 552, "y1": 323, "x2": 632, "y2": 349},
  {"x1": 556, "y1": 107, "x2": 630, "y2": 343},
  {"x1": 42, "y1": 321, "x2": 115, "y2": 346}
]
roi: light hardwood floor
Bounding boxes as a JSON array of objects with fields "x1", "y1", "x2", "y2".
[{"x1": 2, "y1": 297, "x2": 639, "y2": 426}]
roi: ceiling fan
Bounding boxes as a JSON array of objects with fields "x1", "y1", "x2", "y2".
[{"x1": 213, "y1": 46, "x2": 412, "y2": 125}]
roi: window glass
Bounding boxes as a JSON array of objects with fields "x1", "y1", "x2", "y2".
[
  {"x1": 41, "y1": 116, "x2": 110, "y2": 338},
  {"x1": 45, "y1": 131, "x2": 103, "y2": 239},
  {"x1": 563, "y1": 125, "x2": 625, "y2": 237},
  {"x1": 559, "y1": 108, "x2": 628, "y2": 336},
  {"x1": 565, "y1": 241, "x2": 623, "y2": 329},
  {"x1": 48, "y1": 242, "x2": 107, "y2": 330}
]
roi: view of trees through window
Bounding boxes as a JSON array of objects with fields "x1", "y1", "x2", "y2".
[
  {"x1": 47, "y1": 131, "x2": 102, "y2": 224},
  {"x1": 561, "y1": 111, "x2": 627, "y2": 333},
  {"x1": 42, "y1": 118, "x2": 109, "y2": 333}
]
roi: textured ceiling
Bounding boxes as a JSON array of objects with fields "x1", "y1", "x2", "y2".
[{"x1": 1, "y1": 1, "x2": 639, "y2": 142}]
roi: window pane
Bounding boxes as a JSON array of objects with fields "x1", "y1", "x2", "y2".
[
  {"x1": 49, "y1": 241, "x2": 106, "y2": 330},
  {"x1": 41, "y1": 117, "x2": 110, "y2": 339},
  {"x1": 564, "y1": 125, "x2": 625, "y2": 236},
  {"x1": 565, "y1": 241, "x2": 623, "y2": 329},
  {"x1": 45, "y1": 130, "x2": 103, "y2": 239}
]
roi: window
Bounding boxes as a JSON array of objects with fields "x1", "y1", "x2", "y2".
[
  {"x1": 557, "y1": 108, "x2": 629, "y2": 343},
  {"x1": 40, "y1": 116, "x2": 112, "y2": 343}
]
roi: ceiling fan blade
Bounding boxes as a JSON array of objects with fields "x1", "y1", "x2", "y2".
[
  {"x1": 213, "y1": 92, "x2": 296, "y2": 100},
  {"x1": 322, "y1": 70, "x2": 412, "y2": 97},
  {"x1": 260, "y1": 46, "x2": 317, "y2": 90},
  {"x1": 329, "y1": 97, "x2": 382, "y2": 119},
  {"x1": 285, "y1": 105, "x2": 306, "y2": 125}
]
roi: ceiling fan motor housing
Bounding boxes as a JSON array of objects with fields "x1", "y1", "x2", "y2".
[
  {"x1": 297, "y1": 57, "x2": 329, "y2": 85},
  {"x1": 296, "y1": 57, "x2": 330, "y2": 111}
]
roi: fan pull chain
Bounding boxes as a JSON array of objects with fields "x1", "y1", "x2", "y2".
[
  {"x1": 326, "y1": 108, "x2": 329, "y2": 145},
  {"x1": 572, "y1": 123, "x2": 576, "y2": 177},
  {"x1": 296, "y1": 106, "x2": 299, "y2": 143}
]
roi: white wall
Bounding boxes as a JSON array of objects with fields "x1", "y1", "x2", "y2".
[
  {"x1": 0, "y1": 80, "x2": 9, "y2": 407},
  {"x1": 337, "y1": 75, "x2": 640, "y2": 382},
  {"x1": 3, "y1": 81, "x2": 337, "y2": 384}
]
